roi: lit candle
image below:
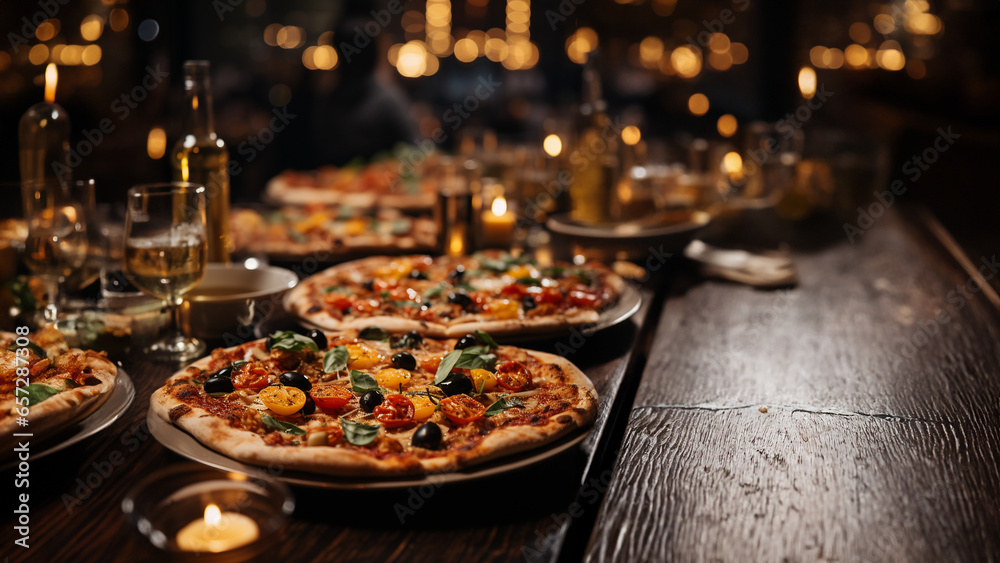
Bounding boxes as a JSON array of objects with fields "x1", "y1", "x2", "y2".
[
  {"x1": 176, "y1": 503, "x2": 259, "y2": 553},
  {"x1": 481, "y1": 195, "x2": 516, "y2": 248},
  {"x1": 19, "y1": 64, "x2": 72, "y2": 190}
]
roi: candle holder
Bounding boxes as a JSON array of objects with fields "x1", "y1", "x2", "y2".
[
  {"x1": 478, "y1": 178, "x2": 517, "y2": 249},
  {"x1": 435, "y1": 177, "x2": 474, "y2": 257},
  {"x1": 122, "y1": 464, "x2": 294, "y2": 561}
]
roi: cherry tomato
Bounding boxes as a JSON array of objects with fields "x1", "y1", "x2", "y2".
[
  {"x1": 500, "y1": 284, "x2": 528, "y2": 299},
  {"x1": 374, "y1": 394, "x2": 415, "y2": 428},
  {"x1": 353, "y1": 298, "x2": 382, "y2": 314},
  {"x1": 567, "y1": 288, "x2": 600, "y2": 308},
  {"x1": 259, "y1": 385, "x2": 307, "y2": 415},
  {"x1": 324, "y1": 293, "x2": 352, "y2": 311},
  {"x1": 410, "y1": 393, "x2": 436, "y2": 420},
  {"x1": 419, "y1": 354, "x2": 445, "y2": 374},
  {"x1": 496, "y1": 361, "x2": 532, "y2": 392},
  {"x1": 375, "y1": 368, "x2": 412, "y2": 389},
  {"x1": 232, "y1": 361, "x2": 271, "y2": 391},
  {"x1": 528, "y1": 286, "x2": 563, "y2": 305},
  {"x1": 309, "y1": 385, "x2": 353, "y2": 410},
  {"x1": 439, "y1": 395, "x2": 486, "y2": 424},
  {"x1": 346, "y1": 343, "x2": 384, "y2": 369},
  {"x1": 469, "y1": 369, "x2": 498, "y2": 392}
]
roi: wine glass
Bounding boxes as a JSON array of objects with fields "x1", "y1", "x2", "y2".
[
  {"x1": 124, "y1": 182, "x2": 208, "y2": 362},
  {"x1": 22, "y1": 179, "x2": 88, "y2": 325}
]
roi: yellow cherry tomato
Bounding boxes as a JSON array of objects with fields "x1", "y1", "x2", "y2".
[
  {"x1": 469, "y1": 369, "x2": 498, "y2": 392},
  {"x1": 375, "y1": 368, "x2": 412, "y2": 390},
  {"x1": 346, "y1": 343, "x2": 384, "y2": 369},
  {"x1": 484, "y1": 298, "x2": 519, "y2": 320},
  {"x1": 506, "y1": 265, "x2": 533, "y2": 279},
  {"x1": 259, "y1": 385, "x2": 307, "y2": 415},
  {"x1": 374, "y1": 260, "x2": 413, "y2": 279},
  {"x1": 410, "y1": 393, "x2": 436, "y2": 420},
  {"x1": 344, "y1": 218, "x2": 367, "y2": 236}
]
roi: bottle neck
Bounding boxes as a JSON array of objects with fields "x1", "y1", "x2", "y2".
[{"x1": 182, "y1": 63, "x2": 216, "y2": 138}]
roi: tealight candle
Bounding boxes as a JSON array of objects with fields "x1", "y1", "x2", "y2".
[
  {"x1": 176, "y1": 503, "x2": 259, "y2": 553},
  {"x1": 481, "y1": 195, "x2": 516, "y2": 248}
]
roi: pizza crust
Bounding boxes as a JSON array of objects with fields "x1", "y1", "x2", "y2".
[{"x1": 150, "y1": 343, "x2": 597, "y2": 477}]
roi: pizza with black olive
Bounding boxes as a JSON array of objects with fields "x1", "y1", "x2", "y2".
[
  {"x1": 284, "y1": 251, "x2": 626, "y2": 339},
  {"x1": 149, "y1": 328, "x2": 597, "y2": 476},
  {"x1": 0, "y1": 326, "x2": 118, "y2": 442}
]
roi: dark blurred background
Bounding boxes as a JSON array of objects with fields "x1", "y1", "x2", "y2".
[{"x1": 1, "y1": 0, "x2": 998, "y2": 253}]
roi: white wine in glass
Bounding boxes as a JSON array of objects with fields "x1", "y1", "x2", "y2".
[
  {"x1": 22, "y1": 179, "x2": 88, "y2": 324},
  {"x1": 124, "y1": 182, "x2": 207, "y2": 362}
]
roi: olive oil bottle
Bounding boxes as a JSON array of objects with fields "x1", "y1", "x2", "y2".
[
  {"x1": 171, "y1": 60, "x2": 231, "y2": 263},
  {"x1": 568, "y1": 53, "x2": 617, "y2": 225}
]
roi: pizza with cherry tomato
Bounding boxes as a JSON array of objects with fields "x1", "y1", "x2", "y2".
[
  {"x1": 149, "y1": 328, "x2": 597, "y2": 476},
  {"x1": 283, "y1": 252, "x2": 626, "y2": 339}
]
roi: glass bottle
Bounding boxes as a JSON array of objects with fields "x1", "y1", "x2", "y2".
[
  {"x1": 171, "y1": 60, "x2": 231, "y2": 263},
  {"x1": 568, "y1": 52, "x2": 617, "y2": 225}
]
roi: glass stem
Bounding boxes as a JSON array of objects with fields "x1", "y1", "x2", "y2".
[
  {"x1": 43, "y1": 276, "x2": 59, "y2": 324},
  {"x1": 169, "y1": 296, "x2": 185, "y2": 339}
]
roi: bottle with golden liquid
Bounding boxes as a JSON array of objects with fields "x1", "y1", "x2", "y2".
[
  {"x1": 568, "y1": 52, "x2": 617, "y2": 225},
  {"x1": 171, "y1": 60, "x2": 231, "y2": 263}
]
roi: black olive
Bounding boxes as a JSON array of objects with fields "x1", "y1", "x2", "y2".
[
  {"x1": 279, "y1": 371, "x2": 312, "y2": 392},
  {"x1": 448, "y1": 265, "x2": 465, "y2": 283},
  {"x1": 412, "y1": 422, "x2": 442, "y2": 449},
  {"x1": 362, "y1": 280, "x2": 374, "y2": 291},
  {"x1": 204, "y1": 376, "x2": 234, "y2": 394},
  {"x1": 306, "y1": 305, "x2": 322, "y2": 314},
  {"x1": 265, "y1": 335, "x2": 276, "y2": 351},
  {"x1": 300, "y1": 395, "x2": 316, "y2": 416},
  {"x1": 395, "y1": 330, "x2": 423, "y2": 349},
  {"x1": 392, "y1": 352, "x2": 417, "y2": 370},
  {"x1": 360, "y1": 389, "x2": 385, "y2": 412},
  {"x1": 522, "y1": 296, "x2": 537, "y2": 311},
  {"x1": 306, "y1": 329, "x2": 328, "y2": 350},
  {"x1": 214, "y1": 366, "x2": 233, "y2": 379},
  {"x1": 454, "y1": 334, "x2": 478, "y2": 350},
  {"x1": 448, "y1": 291, "x2": 474, "y2": 309},
  {"x1": 439, "y1": 371, "x2": 473, "y2": 396},
  {"x1": 409, "y1": 270, "x2": 428, "y2": 280}
]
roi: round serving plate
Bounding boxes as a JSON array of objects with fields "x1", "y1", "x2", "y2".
[
  {"x1": 1, "y1": 367, "x2": 135, "y2": 470},
  {"x1": 546, "y1": 210, "x2": 711, "y2": 262},
  {"x1": 147, "y1": 409, "x2": 588, "y2": 490}
]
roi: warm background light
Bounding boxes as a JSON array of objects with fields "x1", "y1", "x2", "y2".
[
  {"x1": 621, "y1": 125, "x2": 641, "y2": 146},
  {"x1": 543, "y1": 134, "x2": 562, "y2": 157},
  {"x1": 798, "y1": 66, "x2": 817, "y2": 99},
  {"x1": 717, "y1": 114, "x2": 737, "y2": 137},
  {"x1": 688, "y1": 93, "x2": 709, "y2": 116}
]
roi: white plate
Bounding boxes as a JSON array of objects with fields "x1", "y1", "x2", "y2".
[
  {"x1": 147, "y1": 409, "x2": 588, "y2": 490},
  {"x1": 2, "y1": 367, "x2": 135, "y2": 470}
]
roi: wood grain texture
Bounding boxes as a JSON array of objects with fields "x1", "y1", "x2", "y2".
[
  {"x1": 586, "y1": 209, "x2": 1000, "y2": 562},
  {"x1": 0, "y1": 291, "x2": 653, "y2": 563}
]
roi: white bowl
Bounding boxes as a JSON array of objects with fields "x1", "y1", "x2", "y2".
[{"x1": 181, "y1": 264, "x2": 298, "y2": 342}]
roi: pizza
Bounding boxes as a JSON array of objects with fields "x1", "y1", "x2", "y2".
[
  {"x1": 229, "y1": 205, "x2": 437, "y2": 260},
  {"x1": 0, "y1": 325, "x2": 118, "y2": 442},
  {"x1": 284, "y1": 252, "x2": 626, "y2": 338},
  {"x1": 264, "y1": 160, "x2": 436, "y2": 210},
  {"x1": 149, "y1": 328, "x2": 597, "y2": 476}
]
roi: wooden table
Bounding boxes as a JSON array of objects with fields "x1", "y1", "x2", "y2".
[
  {"x1": 1, "y1": 288, "x2": 658, "y2": 562},
  {"x1": 584, "y1": 209, "x2": 1000, "y2": 562}
]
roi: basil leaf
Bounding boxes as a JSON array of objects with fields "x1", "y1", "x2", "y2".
[
  {"x1": 390, "y1": 300, "x2": 418, "y2": 309},
  {"x1": 323, "y1": 345, "x2": 349, "y2": 373},
  {"x1": 350, "y1": 370, "x2": 378, "y2": 392},
  {"x1": 231, "y1": 360, "x2": 248, "y2": 369},
  {"x1": 515, "y1": 277, "x2": 541, "y2": 286},
  {"x1": 359, "y1": 327, "x2": 390, "y2": 341},
  {"x1": 422, "y1": 286, "x2": 444, "y2": 301},
  {"x1": 542, "y1": 266, "x2": 565, "y2": 278},
  {"x1": 340, "y1": 418, "x2": 379, "y2": 446},
  {"x1": 288, "y1": 229, "x2": 307, "y2": 243},
  {"x1": 7, "y1": 341, "x2": 46, "y2": 359},
  {"x1": 474, "y1": 330, "x2": 499, "y2": 349},
  {"x1": 434, "y1": 349, "x2": 463, "y2": 384},
  {"x1": 456, "y1": 351, "x2": 497, "y2": 371},
  {"x1": 485, "y1": 396, "x2": 524, "y2": 416},
  {"x1": 20, "y1": 383, "x2": 61, "y2": 406},
  {"x1": 261, "y1": 414, "x2": 306, "y2": 436},
  {"x1": 268, "y1": 330, "x2": 319, "y2": 353},
  {"x1": 207, "y1": 392, "x2": 229, "y2": 398},
  {"x1": 323, "y1": 285, "x2": 348, "y2": 294},
  {"x1": 391, "y1": 219, "x2": 411, "y2": 236},
  {"x1": 380, "y1": 290, "x2": 390, "y2": 299},
  {"x1": 64, "y1": 378, "x2": 80, "y2": 389},
  {"x1": 476, "y1": 255, "x2": 508, "y2": 272}
]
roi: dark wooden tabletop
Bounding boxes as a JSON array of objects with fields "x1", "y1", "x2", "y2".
[
  {"x1": 584, "y1": 209, "x2": 1000, "y2": 562},
  {"x1": 1, "y1": 286, "x2": 657, "y2": 563}
]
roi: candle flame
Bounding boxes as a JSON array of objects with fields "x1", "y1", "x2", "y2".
[
  {"x1": 192, "y1": 95, "x2": 199, "y2": 111},
  {"x1": 44, "y1": 63, "x2": 57, "y2": 103},
  {"x1": 491, "y1": 196, "x2": 507, "y2": 216},
  {"x1": 204, "y1": 504, "x2": 222, "y2": 526}
]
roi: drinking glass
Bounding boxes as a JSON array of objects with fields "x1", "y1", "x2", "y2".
[
  {"x1": 22, "y1": 179, "x2": 88, "y2": 324},
  {"x1": 124, "y1": 182, "x2": 207, "y2": 362}
]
